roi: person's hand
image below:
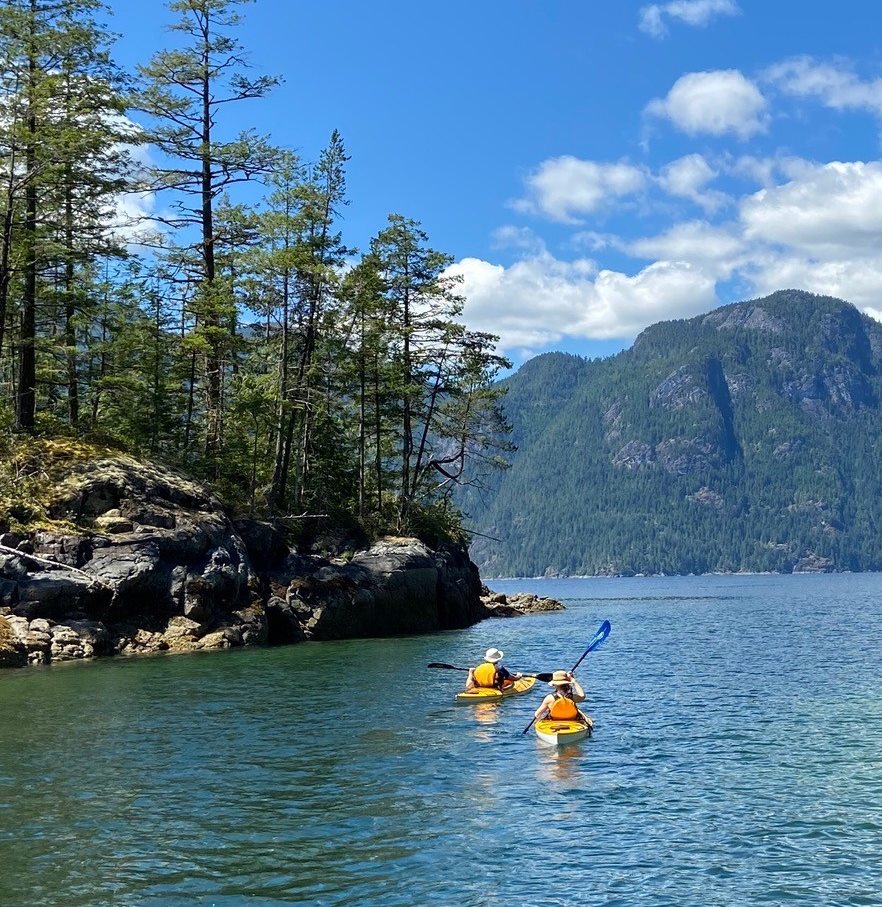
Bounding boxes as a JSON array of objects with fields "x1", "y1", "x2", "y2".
[{"x1": 566, "y1": 672, "x2": 575, "y2": 681}]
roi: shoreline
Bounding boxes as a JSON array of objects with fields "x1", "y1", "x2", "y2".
[{"x1": 483, "y1": 569, "x2": 862, "y2": 580}]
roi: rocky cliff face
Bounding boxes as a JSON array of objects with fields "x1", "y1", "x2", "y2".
[
  {"x1": 461, "y1": 290, "x2": 882, "y2": 577},
  {"x1": 0, "y1": 454, "x2": 484, "y2": 668}
]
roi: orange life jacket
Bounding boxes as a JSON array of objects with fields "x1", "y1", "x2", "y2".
[
  {"x1": 473, "y1": 662, "x2": 499, "y2": 688},
  {"x1": 549, "y1": 694, "x2": 579, "y2": 720}
]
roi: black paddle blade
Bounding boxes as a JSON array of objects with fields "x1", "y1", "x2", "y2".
[
  {"x1": 533, "y1": 672, "x2": 553, "y2": 682},
  {"x1": 427, "y1": 663, "x2": 469, "y2": 671}
]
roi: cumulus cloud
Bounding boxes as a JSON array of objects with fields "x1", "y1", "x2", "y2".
[
  {"x1": 658, "y1": 154, "x2": 728, "y2": 210},
  {"x1": 740, "y1": 160, "x2": 882, "y2": 257},
  {"x1": 106, "y1": 122, "x2": 160, "y2": 245},
  {"x1": 514, "y1": 156, "x2": 648, "y2": 223},
  {"x1": 460, "y1": 156, "x2": 882, "y2": 356},
  {"x1": 638, "y1": 161, "x2": 882, "y2": 321},
  {"x1": 746, "y1": 255, "x2": 882, "y2": 312},
  {"x1": 627, "y1": 221, "x2": 745, "y2": 279},
  {"x1": 446, "y1": 250, "x2": 717, "y2": 355},
  {"x1": 765, "y1": 56, "x2": 882, "y2": 119},
  {"x1": 646, "y1": 69, "x2": 768, "y2": 139},
  {"x1": 639, "y1": 0, "x2": 740, "y2": 39}
]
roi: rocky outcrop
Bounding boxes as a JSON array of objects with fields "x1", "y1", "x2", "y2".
[
  {"x1": 686, "y1": 487, "x2": 724, "y2": 509},
  {"x1": 704, "y1": 304, "x2": 784, "y2": 335},
  {"x1": 480, "y1": 587, "x2": 565, "y2": 618},
  {"x1": 0, "y1": 456, "x2": 486, "y2": 669},
  {"x1": 651, "y1": 366, "x2": 708, "y2": 410},
  {"x1": 0, "y1": 615, "x2": 26, "y2": 667},
  {"x1": 792, "y1": 554, "x2": 835, "y2": 573},
  {"x1": 262, "y1": 538, "x2": 482, "y2": 642},
  {"x1": 0, "y1": 613, "x2": 111, "y2": 665}
]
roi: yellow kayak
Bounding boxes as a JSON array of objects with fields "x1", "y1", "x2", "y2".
[
  {"x1": 535, "y1": 710, "x2": 593, "y2": 745},
  {"x1": 455, "y1": 676, "x2": 537, "y2": 703}
]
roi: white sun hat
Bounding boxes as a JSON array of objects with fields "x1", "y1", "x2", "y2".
[{"x1": 484, "y1": 647, "x2": 504, "y2": 663}]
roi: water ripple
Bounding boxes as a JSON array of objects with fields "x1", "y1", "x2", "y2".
[{"x1": 1, "y1": 573, "x2": 881, "y2": 905}]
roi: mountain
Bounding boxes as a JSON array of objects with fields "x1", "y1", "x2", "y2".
[{"x1": 462, "y1": 290, "x2": 882, "y2": 576}]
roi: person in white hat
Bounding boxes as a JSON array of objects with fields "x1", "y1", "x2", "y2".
[
  {"x1": 533, "y1": 670, "x2": 591, "y2": 727},
  {"x1": 465, "y1": 647, "x2": 523, "y2": 691}
]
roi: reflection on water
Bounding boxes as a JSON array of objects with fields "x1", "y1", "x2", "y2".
[
  {"x1": 2, "y1": 573, "x2": 882, "y2": 906},
  {"x1": 472, "y1": 702, "x2": 500, "y2": 727},
  {"x1": 535, "y1": 743, "x2": 586, "y2": 787}
]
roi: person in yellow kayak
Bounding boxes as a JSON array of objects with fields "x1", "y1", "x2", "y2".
[
  {"x1": 534, "y1": 670, "x2": 592, "y2": 728},
  {"x1": 465, "y1": 647, "x2": 523, "y2": 691}
]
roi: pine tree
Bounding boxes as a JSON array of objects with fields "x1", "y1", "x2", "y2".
[
  {"x1": 371, "y1": 214, "x2": 511, "y2": 531},
  {"x1": 137, "y1": 0, "x2": 278, "y2": 469},
  {"x1": 0, "y1": 0, "x2": 132, "y2": 430}
]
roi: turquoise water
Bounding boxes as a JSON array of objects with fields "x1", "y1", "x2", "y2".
[{"x1": 1, "y1": 573, "x2": 881, "y2": 906}]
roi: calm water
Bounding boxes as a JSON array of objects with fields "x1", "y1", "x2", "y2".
[{"x1": 2, "y1": 574, "x2": 881, "y2": 906}]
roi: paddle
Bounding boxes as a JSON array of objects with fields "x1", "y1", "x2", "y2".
[
  {"x1": 521, "y1": 619, "x2": 611, "y2": 736},
  {"x1": 427, "y1": 663, "x2": 555, "y2": 682}
]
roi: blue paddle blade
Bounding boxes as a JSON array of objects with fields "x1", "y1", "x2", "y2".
[{"x1": 586, "y1": 619, "x2": 611, "y2": 653}]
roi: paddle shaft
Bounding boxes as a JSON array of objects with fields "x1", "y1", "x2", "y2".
[{"x1": 427, "y1": 663, "x2": 552, "y2": 682}]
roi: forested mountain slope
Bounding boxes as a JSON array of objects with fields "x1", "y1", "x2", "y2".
[{"x1": 462, "y1": 291, "x2": 882, "y2": 576}]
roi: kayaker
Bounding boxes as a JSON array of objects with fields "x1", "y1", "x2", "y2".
[
  {"x1": 465, "y1": 647, "x2": 522, "y2": 690},
  {"x1": 534, "y1": 671, "x2": 592, "y2": 727}
]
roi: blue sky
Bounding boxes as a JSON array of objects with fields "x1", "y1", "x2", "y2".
[{"x1": 107, "y1": 0, "x2": 882, "y2": 362}]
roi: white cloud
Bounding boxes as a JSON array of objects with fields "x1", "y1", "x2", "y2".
[
  {"x1": 639, "y1": 0, "x2": 740, "y2": 39},
  {"x1": 746, "y1": 254, "x2": 882, "y2": 313},
  {"x1": 515, "y1": 156, "x2": 648, "y2": 223},
  {"x1": 740, "y1": 160, "x2": 882, "y2": 257},
  {"x1": 107, "y1": 120, "x2": 160, "y2": 245},
  {"x1": 765, "y1": 56, "x2": 882, "y2": 118},
  {"x1": 647, "y1": 70, "x2": 768, "y2": 139},
  {"x1": 627, "y1": 221, "x2": 745, "y2": 279},
  {"x1": 447, "y1": 250, "x2": 717, "y2": 355},
  {"x1": 633, "y1": 161, "x2": 882, "y2": 324},
  {"x1": 658, "y1": 154, "x2": 728, "y2": 210},
  {"x1": 466, "y1": 155, "x2": 882, "y2": 355},
  {"x1": 732, "y1": 161, "x2": 882, "y2": 318},
  {"x1": 490, "y1": 225, "x2": 545, "y2": 254}
]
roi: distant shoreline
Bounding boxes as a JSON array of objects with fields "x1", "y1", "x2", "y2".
[{"x1": 484, "y1": 569, "x2": 861, "y2": 581}]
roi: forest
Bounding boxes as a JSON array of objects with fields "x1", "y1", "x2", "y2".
[
  {"x1": 462, "y1": 291, "x2": 882, "y2": 576},
  {"x1": 0, "y1": 0, "x2": 511, "y2": 542}
]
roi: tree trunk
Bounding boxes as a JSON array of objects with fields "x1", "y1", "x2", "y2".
[
  {"x1": 358, "y1": 306, "x2": 366, "y2": 518},
  {"x1": 64, "y1": 163, "x2": 78, "y2": 427},
  {"x1": 16, "y1": 12, "x2": 38, "y2": 431},
  {"x1": 398, "y1": 266, "x2": 412, "y2": 529},
  {"x1": 270, "y1": 265, "x2": 291, "y2": 507},
  {"x1": 200, "y1": 26, "x2": 221, "y2": 465},
  {"x1": 374, "y1": 350, "x2": 383, "y2": 515}
]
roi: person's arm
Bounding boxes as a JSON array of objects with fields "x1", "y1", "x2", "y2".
[
  {"x1": 569, "y1": 674, "x2": 586, "y2": 702},
  {"x1": 534, "y1": 694, "x2": 553, "y2": 720},
  {"x1": 465, "y1": 669, "x2": 476, "y2": 691}
]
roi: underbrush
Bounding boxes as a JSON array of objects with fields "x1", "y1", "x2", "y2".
[{"x1": 0, "y1": 434, "x2": 122, "y2": 534}]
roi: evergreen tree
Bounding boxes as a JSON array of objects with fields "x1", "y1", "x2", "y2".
[
  {"x1": 0, "y1": 0, "x2": 132, "y2": 430},
  {"x1": 137, "y1": 0, "x2": 278, "y2": 469}
]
